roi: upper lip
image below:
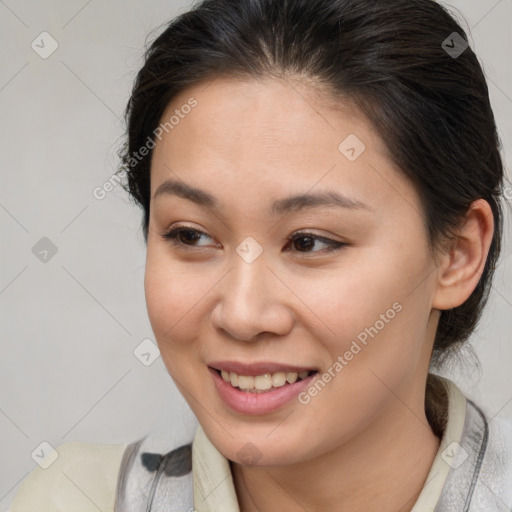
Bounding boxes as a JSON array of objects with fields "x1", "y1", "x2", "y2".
[{"x1": 208, "y1": 361, "x2": 317, "y2": 376}]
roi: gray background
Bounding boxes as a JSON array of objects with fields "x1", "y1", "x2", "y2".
[{"x1": 0, "y1": 0, "x2": 511, "y2": 507}]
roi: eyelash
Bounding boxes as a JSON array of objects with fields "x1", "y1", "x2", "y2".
[{"x1": 160, "y1": 226, "x2": 346, "y2": 254}]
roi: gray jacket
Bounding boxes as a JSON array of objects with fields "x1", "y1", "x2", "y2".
[{"x1": 114, "y1": 379, "x2": 512, "y2": 511}]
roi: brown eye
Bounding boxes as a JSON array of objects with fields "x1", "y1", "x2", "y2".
[
  {"x1": 161, "y1": 226, "x2": 214, "y2": 247},
  {"x1": 287, "y1": 232, "x2": 346, "y2": 254}
]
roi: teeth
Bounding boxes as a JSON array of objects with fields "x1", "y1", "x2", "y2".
[
  {"x1": 218, "y1": 369, "x2": 313, "y2": 391},
  {"x1": 238, "y1": 375, "x2": 254, "y2": 390},
  {"x1": 254, "y1": 374, "x2": 273, "y2": 390},
  {"x1": 286, "y1": 372, "x2": 298, "y2": 384},
  {"x1": 271, "y1": 372, "x2": 287, "y2": 387}
]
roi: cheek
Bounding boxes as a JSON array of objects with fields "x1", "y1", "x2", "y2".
[
  {"x1": 144, "y1": 248, "x2": 170, "y2": 333},
  {"x1": 311, "y1": 245, "x2": 433, "y2": 377},
  {"x1": 144, "y1": 261, "x2": 201, "y2": 384},
  {"x1": 144, "y1": 247, "x2": 201, "y2": 346},
  {"x1": 307, "y1": 250, "x2": 425, "y2": 336}
]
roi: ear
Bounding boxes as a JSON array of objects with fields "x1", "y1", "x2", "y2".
[{"x1": 432, "y1": 199, "x2": 495, "y2": 310}]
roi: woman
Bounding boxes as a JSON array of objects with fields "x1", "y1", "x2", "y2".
[{"x1": 9, "y1": 0, "x2": 512, "y2": 510}]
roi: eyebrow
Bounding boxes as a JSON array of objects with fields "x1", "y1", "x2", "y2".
[{"x1": 153, "y1": 179, "x2": 374, "y2": 216}]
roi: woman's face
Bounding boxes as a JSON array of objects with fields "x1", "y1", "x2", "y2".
[{"x1": 145, "y1": 76, "x2": 440, "y2": 466}]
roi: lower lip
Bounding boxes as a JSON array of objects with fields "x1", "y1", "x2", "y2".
[{"x1": 209, "y1": 367, "x2": 317, "y2": 415}]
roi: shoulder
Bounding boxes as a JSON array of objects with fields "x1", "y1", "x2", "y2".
[
  {"x1": 8, "y1": 441, "x2": 128, "y2": 512},
  {"x1": 114, "y1": 436, "x2": 195, "y2": 511},
  {"x1": 478, "y1": 413, "x2": 512, "y2": 506},
  {"x1": 454, "y1": 394, "x2": 512, "y2": 509},
  {"x1": 432, "y1": 379, "x2": 512, "y2": 509}
]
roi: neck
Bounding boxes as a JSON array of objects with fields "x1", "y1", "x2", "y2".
[{"x1": 231, "y1": 387, "x2": 441, "y2": 512}]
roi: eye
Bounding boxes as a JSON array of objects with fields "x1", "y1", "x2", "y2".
[
  {"x1": 285, "y1": 232, "x2": 346, "y2": 254},
  {"x1": 161, "y1": 226, "x2": 217, "y2": 248},
  {"x1": 160, "y1": 226, "x2": 346, "y2": 254}
]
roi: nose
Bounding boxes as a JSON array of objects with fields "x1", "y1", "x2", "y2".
[{"x1": 211, "y1": 248, "x2": 294, "y2": 342}]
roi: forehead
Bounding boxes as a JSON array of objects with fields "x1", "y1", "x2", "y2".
[
  {"x1": 149, "y1": 75, "x2": 413, "y2": 215},
  {"x1": 154, "y1": 75, "x2": 371, "y2": 153}
]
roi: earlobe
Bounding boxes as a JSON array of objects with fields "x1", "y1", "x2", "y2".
[{"x1": 432, "y1": 199, "x2": 494, "y2": 310}]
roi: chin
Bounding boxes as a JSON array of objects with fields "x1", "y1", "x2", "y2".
[{"x1": 201, "y1": 419, "x2": 314, "y2": 467}]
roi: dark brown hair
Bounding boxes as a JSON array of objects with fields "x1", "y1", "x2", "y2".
[{"x1": 118, "y1": 0, "x2": 505, "y2": 435}]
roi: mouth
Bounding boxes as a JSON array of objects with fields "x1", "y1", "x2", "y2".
[
  {"x1": 210, "y1": 367, "x2": 318, "y2": 393},
  {"x1": 208, "y1": 363, "x2": 319, "y2": 414}
]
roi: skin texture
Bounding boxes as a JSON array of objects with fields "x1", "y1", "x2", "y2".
[{"x1": 144, "y1": 76, "x2": 494, "y2": 511}]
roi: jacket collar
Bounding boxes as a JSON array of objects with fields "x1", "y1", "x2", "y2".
[{"x1": 115, "y1": 377, "x2": 512, "y2": 511}]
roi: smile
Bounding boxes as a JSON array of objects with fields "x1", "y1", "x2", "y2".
[
  {"x1": 208, "y1": 362, "x2": 319, "y2": 414},
  {"x1": 217, "y1": 370, "x2": 313, "y2": 393},
  {"x1": 217, "y1": 369, "x2": 314, "y2": 393}
]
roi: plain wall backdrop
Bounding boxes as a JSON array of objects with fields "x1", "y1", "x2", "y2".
[{"x1": 1, "y1": 0, "x2": 511, "y2": 507}]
